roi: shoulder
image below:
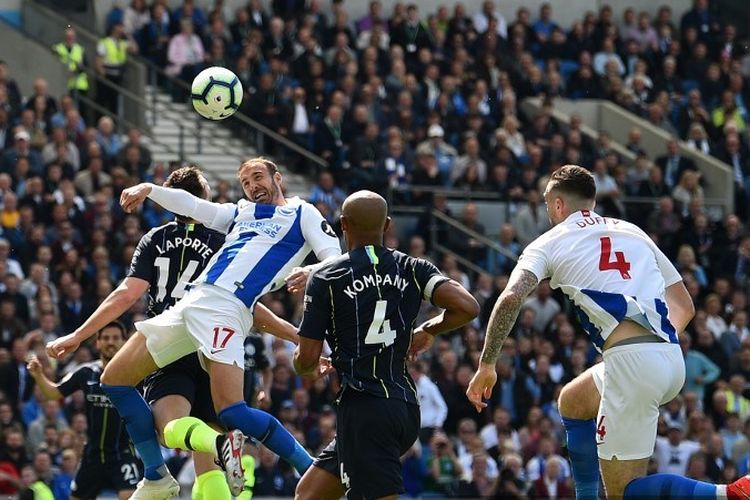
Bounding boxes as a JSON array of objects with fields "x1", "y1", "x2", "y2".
[
  {"x1": 72, "y1": 360, "x2": 101, "y2": 376},
  {"x1": 142, "y1": 222, "x2": 177, "y2": 241},
  {"x1": 398, "y1": 251, "x2": 437, "y2": 270},
  {"x1": 312, "y1": 254, "x2": 352, "y2": 281}
]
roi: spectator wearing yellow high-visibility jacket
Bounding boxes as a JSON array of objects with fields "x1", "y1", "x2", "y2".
[
  {"x1": 52, "y1": 27, "x2": 89, "y2": 101},
  {"x1": 95, "y1": 21, "x2": 137, "y2": 117}
]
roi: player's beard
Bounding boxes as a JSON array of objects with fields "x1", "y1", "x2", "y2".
[{"x1": 101, "y1": 346, "x2": 118, "y2": 362}]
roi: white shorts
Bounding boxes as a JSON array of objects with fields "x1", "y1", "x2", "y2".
[
  {"x1": 136, "y1": 284, "x2": 253, "y2": 369},
  {"x1": 590, "y1": 342, "x2": 684, "y2": 460}
]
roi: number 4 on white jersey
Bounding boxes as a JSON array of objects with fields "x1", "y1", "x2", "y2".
[{"x1": 364, "y1": 300, "x2": 397, "y2": 347}]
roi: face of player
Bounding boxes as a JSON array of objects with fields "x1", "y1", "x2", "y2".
[
  {"x1": 542, "y1": 185, "x2": 566, "y2": 226},
  {"x1": 96, "y1": 326, "x2": 125, "y2": 362},
  {"x1": 239, "y1": 163, "x2": 283, "y2": 205}
]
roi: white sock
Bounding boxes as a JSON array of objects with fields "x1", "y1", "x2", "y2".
[{"x1": 716, "y1": 484, "x2": 727, "y2": 500}]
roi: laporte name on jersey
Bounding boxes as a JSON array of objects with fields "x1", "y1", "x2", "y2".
[{"x1": 154, "y1": 235, "x2": 215, "y2": 259}]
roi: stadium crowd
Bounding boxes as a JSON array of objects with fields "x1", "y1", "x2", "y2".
[{"x1": 1, "y1": 0, "x2": 750, "y2": 497}]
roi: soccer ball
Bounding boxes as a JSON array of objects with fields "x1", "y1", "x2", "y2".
[{"x1": 191, "y1": 67, "x2": 243, "y2": 120}]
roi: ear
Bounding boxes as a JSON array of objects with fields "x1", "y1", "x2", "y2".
[
  {"x1": 340, "y1": 214, "x2": 348, "y2": 233},
  {"x1": 274, "y1": 171, "x2": 283, "y2": 185},
  {"x1": 383, "y1": 216, "x2": 392, "y2": 233}
]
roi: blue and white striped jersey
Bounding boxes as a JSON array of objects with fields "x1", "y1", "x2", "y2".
[
  {"x1": 196, "y1": 197, "x2": 342, "y2": 308},
  {"x1": 146, "y1": 186, "x2": 342, "y2": 310},
  {"x1": 515, "y1": 209, "x2": 683, "y2": 352}
]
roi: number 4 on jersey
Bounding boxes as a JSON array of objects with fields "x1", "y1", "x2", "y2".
[
  {"x1": 598, "y1": 237, "x2": 631, "y2": 279},
  {"x1": 364, "y1": 300, "x2": 397, "y2": 347}
]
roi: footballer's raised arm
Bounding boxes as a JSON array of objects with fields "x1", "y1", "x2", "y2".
[{"x1": 121, "y1": 183, "x2": 237, "y2": 233}]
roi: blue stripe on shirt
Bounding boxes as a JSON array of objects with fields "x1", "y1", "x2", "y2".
[
  {"x1": 573, "y1": 304, "x2": 605, "y2": 350},
  {"x1": 581, "y1": 289, "x2": 627, "y2": 322},
  {"x1": 254, "y1": 204, "x2": 275, "y2": 220},
  {"x1": 655, "y1": 298, "x2": 678, "y2": 343},
  {"x1": 234, "y1": 206, "x2": 306, "y2": 306},
  {"x1": 205, "y1": 231, "x2": 258, "y2": 284},
  {"x1": 226, "y1": 206, "x2": 240, "y2": 233}
]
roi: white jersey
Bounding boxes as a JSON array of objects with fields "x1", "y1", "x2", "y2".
[
  {"x1": 184, "y1": 196, "x2": 341, "y2": 308},
  {"x1": 515, "y1": 209, "x2": 682, "y2": 351}
]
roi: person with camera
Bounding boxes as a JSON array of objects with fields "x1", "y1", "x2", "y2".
[{"x1": 425, "y1": 430, "x2": 463, "y2": 496}]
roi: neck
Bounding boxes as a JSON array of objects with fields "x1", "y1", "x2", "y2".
[{"x1": 346, "y1": 234, "x2": 383, "y2": 251}]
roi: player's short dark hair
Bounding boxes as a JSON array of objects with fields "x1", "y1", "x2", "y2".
[
  {"x1": 548, "y1": 165, "x2": 596, "y2": 201},
  {"x1": 165, "y1": 165, "x2": 205, "y2": 198},
  {"x1": 239, "y1": 157, "x2": 279, "y2": 177},
  {"x1": 97, "y1": 321, "x2": 128, "y2": 340}
]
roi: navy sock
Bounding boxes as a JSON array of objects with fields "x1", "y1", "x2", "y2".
[
  {"x1": 624, "y1": 473, "x2": 717, "y2": 499},
  {"x1": 218, "y1": 401, "x2": 312, "y2": 473},
  {"x1": 562, "y1": 417, "x2": 599, "y2": 500},
  {"x1": 101, "y1": 384, "x2": 165, "y2": 480}
]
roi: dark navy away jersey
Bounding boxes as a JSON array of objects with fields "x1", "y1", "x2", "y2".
[
  {"x1": 298, "y1": 245, "x2": 448, "y2": 404},
  {"x1": 128, "y1": 222, "x2": 225, "y2": 316},
  {"x1": 57, "y1": 361, "x2": 133, "y2": 462}
]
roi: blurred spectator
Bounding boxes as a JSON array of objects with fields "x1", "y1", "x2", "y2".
[
  {"x1": 426, "y1": 430, "x2": 463, "y2": 496},
  {"x1": 513, "y1": 190, "x2": 550, "y2": 247},
  {"x1": 446, "y1": 203, "x2": 486, "y2": 267},
  {"x1": 166, "y1": 18, "x2": 205, "y2": 100},
  {"x1": 681, "y1": 333, "x2": 720, "y2": 400},
  {"x1": 253, "y1": 446, "x2": 297, "y2": 496},
  {"x1": 531, "y1": 455, "x2": 571, "y2": 499},
  {"x1": 1, "y1": 130, "x2": 43, "y2": 176},
  {"x1": 410, "y1": 361, "x2": 447, "y2": 442},
  {"x1": 655, "y1": 421, "x2": 701, "y2": 475},
  {"x1": 0, "y1": 338, "x2": 33, "y2": 410},
  {"x1": 95, "y1": 22, "x2": 137, "y2": 115},
  {"x1": 309, "y1": 171, "x2": 346, "y2": 227}
]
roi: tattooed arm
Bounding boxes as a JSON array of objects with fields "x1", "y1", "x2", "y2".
[
  {"x1": 467, "y1": 267, "x2": 539, "y2": 412},
  {"x1": 480, "y1": 269, "x2": 540, "y2": 364}
]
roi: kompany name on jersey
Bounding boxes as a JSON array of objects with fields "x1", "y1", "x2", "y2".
[
  {"x1": 343, "y1": 273, "x2": 409, "y2": 299},
  {"x1": 154, "y1": 236, "x2": 215, "y2": 258}
]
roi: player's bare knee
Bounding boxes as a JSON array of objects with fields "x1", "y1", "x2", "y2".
[
  {"x1": 100, "y1": 362, "x2": 124, "y2": 386},
  {"x1": 558, "y1": 383, "x2": 585, "y2": 418}
]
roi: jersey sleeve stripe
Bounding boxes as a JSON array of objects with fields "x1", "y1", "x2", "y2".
[{"x1": 423, "y1": 275, "x2": 449, "y2": 302}]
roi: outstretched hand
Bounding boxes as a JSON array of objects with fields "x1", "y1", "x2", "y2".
[
  {"x1": 46, "y1": 333, "x2": 81, "y2": 360},
  {"x1": 120, "y1": 183, "x2": 153, "y2": 213},
  {"x1": 408, "y1": 329, "x2": 434, "y2": 361},
  {"x1": 285, "y1": 267, "x2": 310, "y2": 294},
  {"x1": 466, "y1": 364, "x2": 497, "y2": 413}
]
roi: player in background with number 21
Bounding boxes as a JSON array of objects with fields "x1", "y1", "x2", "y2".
[
  {"x1": 48, "y1": 158, "x2": 341, "y2": 499},
  {"x1": 467, "y1": 165, "x2": 750, "y2": 499}
]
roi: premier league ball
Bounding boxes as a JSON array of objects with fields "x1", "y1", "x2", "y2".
[{"x1": 191, "y1": 66, "x2": 243, "y2": 120}]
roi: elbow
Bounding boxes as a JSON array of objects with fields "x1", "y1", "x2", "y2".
[
  {"x1": 685, "y1": 299, "x2": 696, "y2": 320},
  {"x1": 460, "y1": 296, "x2": 481, "y2": 323}
]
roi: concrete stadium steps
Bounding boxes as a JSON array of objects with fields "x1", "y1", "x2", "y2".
[{"x1": 140, "y1": 85, "x2": 313, "y2": 197}]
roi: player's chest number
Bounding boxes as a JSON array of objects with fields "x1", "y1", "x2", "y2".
[
  {"x1": 598, "y1": 237, "x2": 631, "y2": 279},
  {"x1": 154, "y1": 257, "x2": 200, "y2": 301},
  {"x1": 364, "y1": 300, "x2": 397, "y2": 347}
]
